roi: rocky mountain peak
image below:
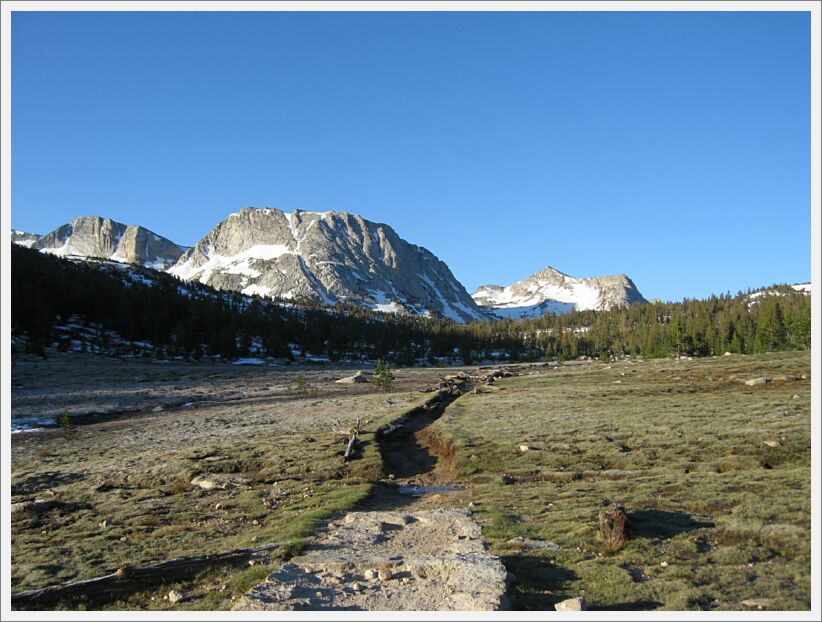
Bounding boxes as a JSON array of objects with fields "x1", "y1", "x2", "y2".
[
  {"x1": 33, "y1": 216, "x2": 186, "y2": 269},
  {"x1": 168, "y1": 206, "x2": 490, "y2": 323},
  {"x1": 472, "y1": 266, "x2": 646, "y2": 319}
]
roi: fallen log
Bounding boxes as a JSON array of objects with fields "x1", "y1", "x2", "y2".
[
  {"x1": 11, "y1": 542, "x2": 280, "y2": 608},
  {"x1": 343, "y1": 432, "x2": 357, "y2": 461},
  {"x1": 339, "y1": 418, "x2": 360, "y2": 462}
]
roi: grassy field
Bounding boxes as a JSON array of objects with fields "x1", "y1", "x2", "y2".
[
  {"x1": 10, "y1": 356, "x2": 442, "y2": 610},
  {"x1": 432, "y1": 351, "x2": 812, "y2": 611}
]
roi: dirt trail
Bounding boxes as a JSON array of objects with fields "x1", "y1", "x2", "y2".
[
  {"x1": 365, "y1": 389, "x2": 472, "y2": 511},
  {"x1": 237, "y1": 371, "x2": 516, "y2": 611}
]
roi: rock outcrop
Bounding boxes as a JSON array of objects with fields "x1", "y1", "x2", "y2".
[
  {"x1": 168, "y1": 207, "x2": 490, "y2": 323},
  {"x1": 11, "y1": 230, "x2": 40, "y2": 248},
  {"x1": 34, "y1": 216, "x2": 185, "y2": 269},
  {"x1": 234, "y1": 509, "x2": 509, "y2": 611},
  {"x1": 473, "y1": 266, "x2": 646, "y2": 318}
]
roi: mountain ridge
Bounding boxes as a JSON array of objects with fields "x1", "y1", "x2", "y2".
[
  {"x1": 473, "y1": 266, "x2": 647, "y2": 318},
  {"x1": 167, "y1": 207, "x2": 490, "y2": 323},
  {"x1": 15, "y1": 210, "x2": 649, "y2": 323},
  {"x1": 33, "y1": 216, "x2": 186, "y2": 270}
]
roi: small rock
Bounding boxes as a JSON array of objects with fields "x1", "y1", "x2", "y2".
[
  {"x1": 167, "y1": 590, "x2": 184, "y2": 604},
  {"x1": 251, "y1": 519, "x2": 260, "y2": 526},
  {"x1": 99, "y1": 518, "x2": 112, "y2": 528},
  {"x1": 745, "y1": 377, "x2": 769, "y2": 386},
  {"x1": 555, "y1": 596, "x2": 587, "y2": 611},
  {"x1": 251, "y1": 536, "x2": 258, "y2": 542},
  {"x1": 248, "y1": 560, "x2": 257, "y2": 566},
  {"x1": 660, "y1": 561, "x2": 669, "y2": 568},
  {"x1": 793, "y1": 394, "x2": 801, "y2": 399},
  {"x1": 762, "y1": 440, "x2": 780, "y2": 448},
  {"x1": 119, "y1": 536, "x2": 127, "y2": 542},
  {"x1": 351, "y1": 582, "x2": 362, "y2": 592},
  {"x1": 364, "y1": 569, "x2": 377, "y2": 580},
  {"x1": 152, "y1": 405, "x2": 164, "y2": 412},
  {"x1": 378, "y1": 569, "x2": 393, "y2": 581},
  {"x1": 190, "y1": 475, "x2": 218, "y2": 490},
  {"x1": 519, "y1": 444, "x2": 530, "y2": 452},
  {"x1": 214, "y1": 503, "x2": 223, "y2": 510},
  {"x1": 388, "y1": 473, "x2": 396, "y2": 480},
  {"x1": 724, "y1": 351, "x2": 733, "y2": 356},
  {"x1": 741, "y1": 597, "x2": 775, "y2": 609}
]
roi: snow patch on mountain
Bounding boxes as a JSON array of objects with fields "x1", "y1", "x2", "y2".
[
  {"x1": 473, "y1": 266, "x2": 646, "y2": 319},
  {"x1": 168, "y1": 207, "x2": 489, "y2": 323},
  {"x1": 33, "y1": 216, "x2": 185, "y2": 269},
  {"x1": 11, "y1": 230, "x2": 40, "y2": 248},
  {"x1": 748, "y1": 283, "x2": 812, "y2": 303}
]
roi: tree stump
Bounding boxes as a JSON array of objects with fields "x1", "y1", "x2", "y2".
[{"x1": 598, "y1": 502, "x2": 628, "y2": 549}]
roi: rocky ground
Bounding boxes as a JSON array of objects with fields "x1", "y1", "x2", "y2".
[{"x1": 234, "y1": 509, "x2": 509, "y2": 611}]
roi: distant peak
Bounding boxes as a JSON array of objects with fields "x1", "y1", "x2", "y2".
[{"x1": 531, "y1": 266, "x2": 570, "y2": 279}]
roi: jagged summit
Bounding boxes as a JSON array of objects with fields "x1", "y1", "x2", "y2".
[
  {"x1": 473, "y1": 266, "x2": 646, "y2": 319},
  {"x1": 168, "y1": 206, "x2": 489, "y2": 323},
  {"x1": 34, "y1": 216, "x2": 186, "y2": 270}
]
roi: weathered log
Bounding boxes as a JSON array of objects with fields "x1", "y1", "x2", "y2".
[
  {"x1": 11, "y1": 542, "x2": 280, "y2": 608},
  {"x1": 340, "y1": 418, "x2": 360, "y2": 461},
  {"x1": 343, "y1": 433, "x2": 357, "y2": 460},
  {"x1": 598, "y1": 501, "x2": 628, "y2": 548}
]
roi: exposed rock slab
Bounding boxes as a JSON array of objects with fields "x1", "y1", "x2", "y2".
[{"x1": 234, "y1": 509, "x2": 509, "y2": 611}]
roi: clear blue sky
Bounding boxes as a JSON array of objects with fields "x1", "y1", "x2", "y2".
[{"x1": 11, "y1": 11, "x2": 811, "y2": 301}]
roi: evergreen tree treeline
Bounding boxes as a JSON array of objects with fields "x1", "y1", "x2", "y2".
[{"x1": 11, "y1": 246, "x2": 811, "y2": 364}]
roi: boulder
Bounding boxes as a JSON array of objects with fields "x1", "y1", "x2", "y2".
[
  {"x1": 335, "y1": 371, "x2": 370, "y2": 384},
  {"x1": 555, "y1": 597, "x2": 587, "y2": 611},
  {"x1": 167, "y1": 590, "x2": 185, "y2": 604}
]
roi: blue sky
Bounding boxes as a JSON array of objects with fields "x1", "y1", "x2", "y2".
[{"x1": 11, "y1": 11, "x2": 811, "y2": 301}]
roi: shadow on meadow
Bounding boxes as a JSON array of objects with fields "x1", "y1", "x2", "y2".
[{"x1": 628, "y1": 509, "x2": 715, "y2": 540}]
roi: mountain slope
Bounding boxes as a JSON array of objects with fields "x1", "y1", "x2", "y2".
[
  {"x1": 168, "y1": 207, "x2": 489, "y2": 323},
  {"x1": 12, "y1": 230, "x2": 40, "y2": 248},
  {"x1": 34, "y1": 216, "x2": 186, "y2": 269},
  {"x1": 473, "y1": 266, "x2": 646, "y2": 318}
]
